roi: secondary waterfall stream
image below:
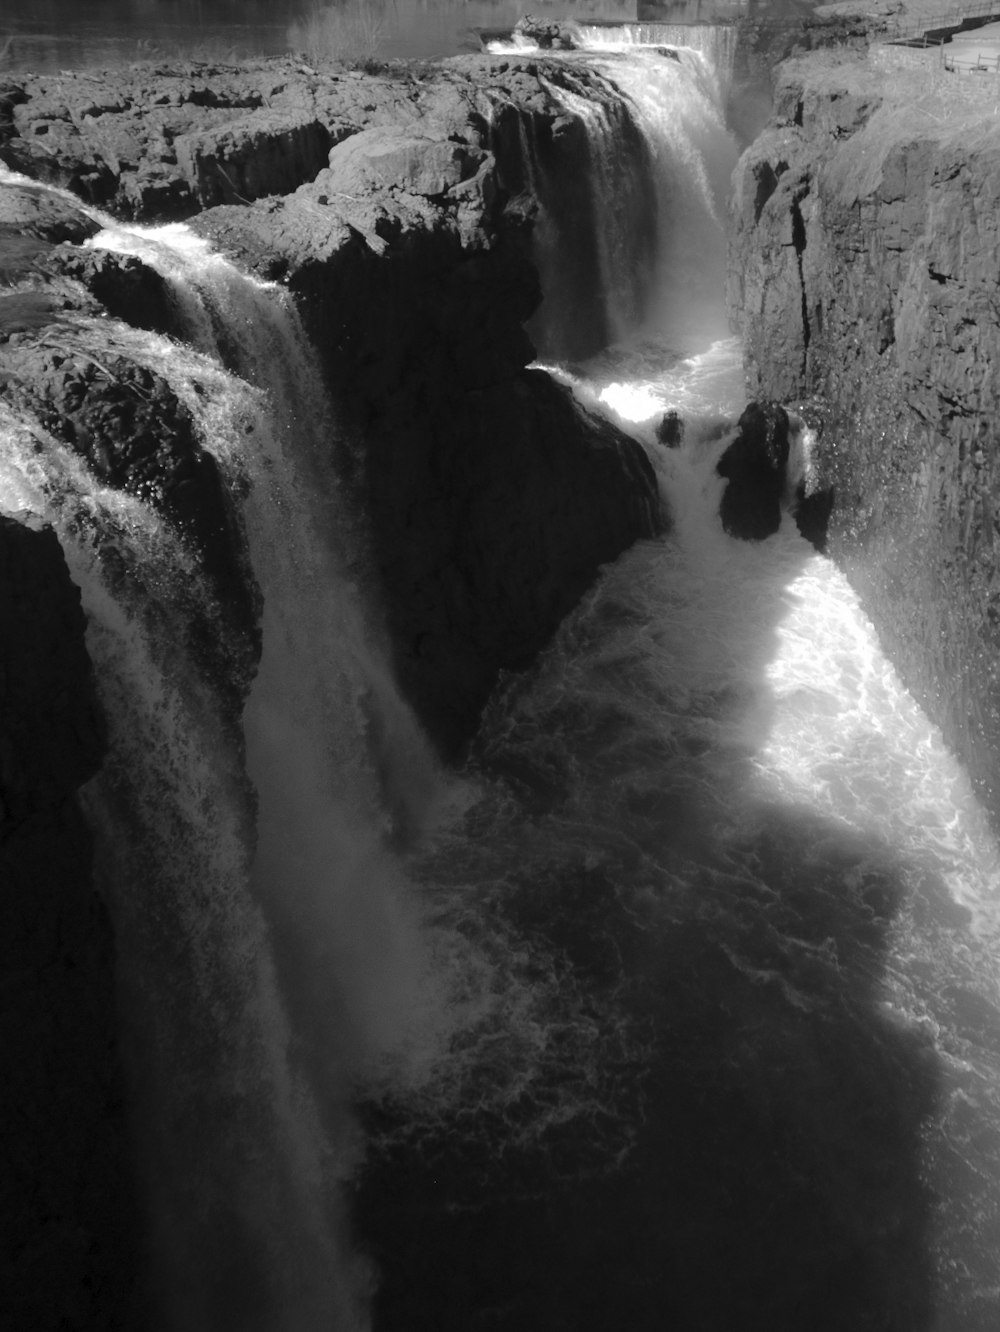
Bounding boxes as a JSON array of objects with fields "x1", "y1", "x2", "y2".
[{"x1": 2, "y1": 24, "x2": 1000, "y2": 1332}]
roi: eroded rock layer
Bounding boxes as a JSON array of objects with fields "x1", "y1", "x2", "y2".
[
  {"x1": 0, "y1": 513, "x2": 144, "y2": 1329},
  {"x1": 729, "y1": 49, "x2": 1000, "y2": 821},
  {"x1": 2, "y1": 54, "x2": 662, "y2": 1320},
  {"x1": 2, "y1": 54, "x2": 660, "y2": 755}
]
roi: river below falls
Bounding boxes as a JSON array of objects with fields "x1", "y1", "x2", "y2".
[
  {"x1": 354, "y1": 336, "x2": 1000, "y2": 1332},
  {"x1": 3, "y1": 28, "x2": 1000, "y2": 1319}
]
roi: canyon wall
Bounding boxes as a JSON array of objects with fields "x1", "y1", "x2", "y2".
[
  {"x1": 1, "y1": 53, "x2": 660, "y2": 1319},
  {"x1": 729, "y1": 47, "x2": 1000, "y2": 825},
  {"x1": 2, "y1": 54, "x2": 660, "y2": 756},
  {"x1": 0, "y1": 513, "x2": 145, "y2": 1329}
]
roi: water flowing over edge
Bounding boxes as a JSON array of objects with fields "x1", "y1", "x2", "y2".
[{"x1": 4, "y1": 26, "x2": 1000, "y2": 1326}]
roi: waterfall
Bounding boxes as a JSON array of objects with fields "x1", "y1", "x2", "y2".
[
  {"x1": 499, "y1": 29, "x2": 740, "y2": 360},
  {"x1": 0, "y1": 175, "x2": 656, "y2": 1329},
  {"x1": 0, "y1": 397, "x2": 364, "y2": 1331},
  {"x1": 4, "y1": 30, "x2": 1000, "y2": 1331},
  {"x1": 573, "y1": 21, "x2": 740, "y2": 91},
  {"x1": 0, "y1": 194, "x2": 471, "y2": 1325}
]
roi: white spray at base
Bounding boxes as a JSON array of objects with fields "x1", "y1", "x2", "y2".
[
  {"x1": 86, "y1": 222, "x2": 463, "y2": 1091},
  {"x1": 0, "y1": 398, "x2": 366, "y2": 1331},
  {"x1": 544, "y1": 339, "x2": 1000, "y2": 1323},
  {"x1": 0, "y1": 194, "x2": 510, "y2": 1326},
  {"x1": 0, "y1": 183, "x2": 642, "y2": 1325}
]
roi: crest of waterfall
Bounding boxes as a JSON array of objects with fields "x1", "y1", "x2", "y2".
[
  {"x1": 537, "y1": 75, "x2": 656, "y2": 350},
  {"x1": 6, "y1": 44, "x2": 1000, "y2": 1320},
  {"x1": 501, "y1": 34, "x2": 739, "y2": 360},
  {"x1": 574, "y1": 21, "x2": 739, "y2": 95},
  {"x1": 590, "y1": 43, "x2": 739, "y2": 350}
]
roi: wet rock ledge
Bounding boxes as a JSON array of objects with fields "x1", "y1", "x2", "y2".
[
  {"x1": 729, "y1": 47, "x2": 1000, "y2": 823},
  {"x1": 1, "y1": 53, "x2": 660, "y2": 756},
  {"x1": 1, "y1": 54, "x2": 660, "y2": 1326}
]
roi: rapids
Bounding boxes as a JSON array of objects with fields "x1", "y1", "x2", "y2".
[{"x1": 2, "y1": 24, "x2": 1000, "y2": 1332}]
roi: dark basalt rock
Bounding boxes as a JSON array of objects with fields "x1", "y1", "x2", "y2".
[
  {"x1": 1, "y1": 341, "x2": 260, "y2": 703},
  {"x1": 656, "y1": 409, "x2": 684, "y2": 448},
  {"x1": 369, "y1": 368, "x2": 662, "y2": 758},
  {"x1": 0, "y1": 513, "x2": 145, "y2": 1332},
  {"x1": 52, "y1": 246, "x2": 183, "y2": 339},
  {"x1": 0, "y1": 58, "x2": 667, "y2": 1322},
  {"x1": 0, "y1": 177, "x2": 100, "y2": 244},
  {"x1": 717, "y1": 400, "x2": 792, "y2": 541},
  {"x1": 513, "y1": 14, "x2": 578, "y2": 49},
  {"x1": 728, "y1": 50, "x2": 1000, "y2": 822}
]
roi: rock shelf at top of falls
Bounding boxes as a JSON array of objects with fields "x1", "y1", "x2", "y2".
[
  {"x1": 1, "y1": 52, "x2": 663, "y2": 757},
  {"x1": 727, "y1": 42, "x2": 1000, "y2": 826}
]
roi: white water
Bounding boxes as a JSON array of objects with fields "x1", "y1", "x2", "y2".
[
  {"x1": 444, "y1": 345, "x2": 1000, "y2": 1325},
  {"x1": 0, "y1": 172, "x2": 650, "y2": 1326},
  {"x1": 588, "y1": 44, "x2": 739, "y2": 351},
  {"x1": 0, "y1": 399, "x2": 362, "y2": 1330},
  {"x1": 478, "y1": 24, "x2": 1000, "y2": 1320},
  {"x1": 497, "y1": 31, "x2": 740, "y2": 360},
  {"x1": 4, "y1": 30, "x2": 1000, "y2": 1330}
]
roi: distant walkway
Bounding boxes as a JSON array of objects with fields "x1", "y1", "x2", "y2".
[{"x1": 882, "y1": 0, "x2": 1000, "y2": 43}]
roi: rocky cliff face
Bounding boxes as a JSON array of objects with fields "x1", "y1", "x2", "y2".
[
  {"x1": 2, "y1": 53, "x2": 660, "y2": 755},
  {"x1": 1, "y1": 54, "x2": 661, "y2": 1321},
  {"x1": 729, "y1": 48, "x2": 1000, "y2": 823},
  {"x1": 0, "y1": 513, "x2": 145, "y2": 1329}
]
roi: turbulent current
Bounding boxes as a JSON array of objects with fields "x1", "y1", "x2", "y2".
[{"x1": 3, "y1": 25, "x2": 1000, "y2": 1332}]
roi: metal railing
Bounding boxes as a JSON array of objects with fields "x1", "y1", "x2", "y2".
[
  {"x1": 943, "y1": 48, "x2": 1000, "y2": 69},
  {"x1": 882, "y1": 0, "x2": 1000, "y2": 41}
]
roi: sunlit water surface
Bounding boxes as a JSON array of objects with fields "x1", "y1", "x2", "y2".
[
  {"x1": 3, "y1": 17, "x2": 1000, "y2": 1320},
  {"x1": 372, "y1": 336, "x2": 1000, "y2": 1330}
]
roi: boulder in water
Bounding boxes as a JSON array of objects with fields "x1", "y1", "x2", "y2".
[
  {"x1": 513, "y1": 14, "x2": 577, "y2": 49},
  {"x1": 716, "y1": 400, "x2": 791, "y2": 541},
  {"x1": 656, "y1": 409, "x2": 684, "y2": 448}
]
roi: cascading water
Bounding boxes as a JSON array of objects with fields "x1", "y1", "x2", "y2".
[
  {"x1": 4, "y1": 24, "x2": 1000, "y2": 1332},
  {"x1": 0, "y1": 164, "x2": 654, "y2": 1328},
  {"x1": 493, "y1": 31, "x2": 740, "y2": 362}
]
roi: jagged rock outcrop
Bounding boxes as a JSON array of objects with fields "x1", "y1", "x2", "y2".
[
  {"x1": 729, "y1": 48, "x2": 1000, "y2": 819},
  {"x1": 0, "y1": 57, "x2": 662, "y2": 1322},
  {"x1": 3, "y1": 54, "x2": 660, "y2": 754},
  {"x1": 0, "y1": 513, "x2": 145, "y2": 1330},
  {"x1": 1, "y1": 326, "x2": 260, "y2": 704},
  {"x1": 717, "y1": 400, "x2": 793, "y2": 541}
]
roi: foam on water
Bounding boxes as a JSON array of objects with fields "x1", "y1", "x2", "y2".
[
  {"x1": 6, "y1": 38, "x2": 1000, "y2": 1320},
  {"x1": 532, "y1": 337, "x2": 1000, "y2": 1324}
]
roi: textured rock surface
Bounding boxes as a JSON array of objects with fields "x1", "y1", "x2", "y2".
[
  {"x1": 0, "y1": 336, "x2": 260, "y2": 704},
  {"x1": 729, "y1": 49, "x2": 1000, "y2": 819},
  {"x1": 3, "y1": 54, "x2": 660, "y2": 753},
  {"x1": 183, "y1": 55, "x2": 662, "y2": 753},
  {"x1": 0, "y1": 54, "x2": 662, "y2": 1324},
  {"x1": 0, "y1": 513, "x2": 144, "y2": 1330},
  {"x1": 717, "y1": 400, "x2": 793, "y2": 541}
]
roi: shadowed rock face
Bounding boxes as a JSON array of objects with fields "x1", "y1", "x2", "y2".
[
  {"x1": 728, "y1": 49, "x2": 1000, "y2": 822},
  {"x1": 3, "y1": 53, "x2": 661, "y2": 754},
  {"x1": 0, "y1": 338, "x2": 260, "y2": 707},
  {"x1": 717, "y1": 400, "x2": 791, "y2": 541},
  {"x1": 0, "y1": 52, "x2": 662, "y2": 1325},
  {"x1": 0, "y1": 514, "x2": 146, "y2": 1331}
]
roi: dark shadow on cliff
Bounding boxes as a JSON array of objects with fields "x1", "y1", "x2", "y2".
[{"x1": 351, "y1": 501, "x2": 943, "y2": 1332}]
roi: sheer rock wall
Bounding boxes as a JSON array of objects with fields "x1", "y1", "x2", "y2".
[
  {"x1": 729, "y1": 49, "x2": 1000, "y2": 822},
  {"x1": 3, "y1": 54, "x2": 660, "y2": 757},
  {"x1": 0, "y1": 513, "x2": 144, "y2": 1329},
  {"x1": 1, "y1": 53, "x2": 661, "y2": 1321}
]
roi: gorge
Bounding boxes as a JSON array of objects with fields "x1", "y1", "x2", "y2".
[{"x1": 3, "y1": 11, "x2": 1000, "y2": 1332}]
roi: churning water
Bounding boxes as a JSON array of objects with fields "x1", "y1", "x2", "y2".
[{"x1": 3, "y1": 23, "x2": 1000, "y2": 1332}]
